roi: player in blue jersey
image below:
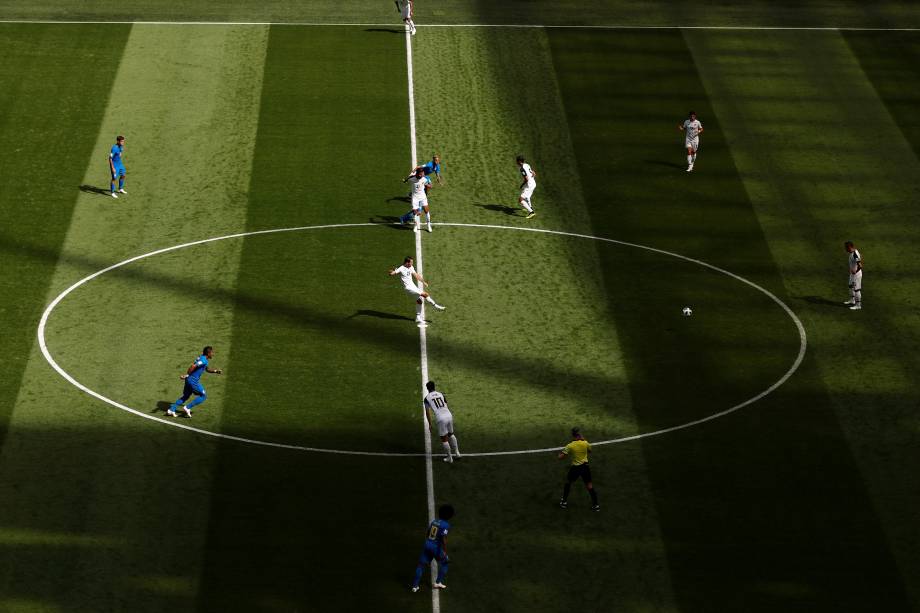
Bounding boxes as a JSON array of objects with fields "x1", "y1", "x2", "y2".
[
  {"x1": 166, "y1": 346, "x2": 222, "y2": 418},
  {"x1": 108, "y1": 135, "x2": 127, "y2": 199},
  {"x1": 411, "y1": 504, "x2": 454, "y2": 592},
  {"x1": 420, "y1": 154, "x2": 442, "y2": 185}
]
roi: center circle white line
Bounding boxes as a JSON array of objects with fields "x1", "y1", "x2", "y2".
[{"x1": 37, "y1": 222, "x2": 806, "y2": 457}]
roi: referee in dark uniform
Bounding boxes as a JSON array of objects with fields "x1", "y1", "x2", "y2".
[{"x1": 557, "y1": 427, "x2": 599, "y2": 511}]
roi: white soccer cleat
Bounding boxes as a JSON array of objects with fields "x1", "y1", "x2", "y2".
[
  {"x1": 434, "y1": 304, "x2": 446, "y2": 311},
  {"x1": 413, "y1": 225, "x2": 420, "y2": 233},
  {"x1": 843, "y1": 299, "x2": 855, "y2": 305},
  {"x1": 849, "y1": 304, "x2": 862, "y2": 310},
  {"x1": 442, "y1": 456, "x2": 453, "y2": 463},
  {"x1": 111, "y1": 192, "x2": 118, "y2": 198},
  {"x1": 427, "y1": 224, "x2": 432, "y2": 233},
  {"x1": 411, "y1": 586, "x2": 420, "y2": 593},
  {"x1": 686, "y1": 165, "x2": 694, "y2": 172},
  {"x1": 165, "y1": 409, "x2": 176, "y2": 417},
  {"x1": 433, "y1": 583, "x2": 446, "y2": 590},
  {"x1": 181, "y1": 406, "x2": 192, "y2": 418},
  {"x1": 118, "y1": 188, "x2": 127, "y2": 194}
]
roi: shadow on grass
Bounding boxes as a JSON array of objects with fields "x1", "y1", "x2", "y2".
[
  {"x1": 368, "y1": 215, "x2": 411, "y2": 229},
  {"x1": 387, "y1": 194, "x2": 411, "y2": 204},
  {"x1": 643, "y1": 159, "x2": 685, "y2": 170},
  {"x1": 363, "y1": 28, "x2": 404, "y2": 35},
  {"x1": 79, "y1": 184, "x2": 112, "y2": 196},
  {"x1": 153, "y1": 400, "x2": 173, "y2": 414},
  {"x1": 472, "y1": 202, "x2": 519, "y2": 216},
  {"x1": 347, "y1": 309, "x2": 414, "y2": 322},
  {"x1": 795, "y1": 295, "x2": 848, "y2": 308}
]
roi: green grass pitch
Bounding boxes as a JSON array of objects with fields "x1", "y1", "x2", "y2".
[{"x1": 1, "y1": 3, "x2": 920, "y2": 612}]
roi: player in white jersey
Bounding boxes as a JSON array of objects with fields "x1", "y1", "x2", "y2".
[
  {"x1": 678, "y1": 111, "x2": 703, "y2": 172},
  {"x1": 388, "y1": 256, "x2": 446, "y2": 323},
  {"x1": 400, "y1": 167, "x2": 433, "y2": 232},
  {"x1": 396, "y1": 0, "x2": 416, "y2": 35},
  {"x1": 424, "y1": 381, "x2": 461, "y2": 463},
  {"x1": 844, "y1": 241, "x2": 863, "y2": 310},
  {"x1": 516, "y1": 155, "x2": 537, "y2": 219}
]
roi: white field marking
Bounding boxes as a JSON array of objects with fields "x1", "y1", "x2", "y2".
[
  {"x1": 38, "y1": 222, "x2": 807, "y2": 457},
  {"x1": 404, "y1": 26, "x2": 440, "y2": 611},
  {"x1": 0, "y1": 20, "x2": 918, "y2": 31}
]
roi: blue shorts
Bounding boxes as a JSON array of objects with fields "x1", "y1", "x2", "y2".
[
  {"x1": 183, "y1": 380, "x2": 205, "y2": 397},
  {"x1": 112, "y1": 164, "x2": 126, "y2": 177},
  {"x1": 418, "y1": 543, "x2": 446, "y2": 565}
]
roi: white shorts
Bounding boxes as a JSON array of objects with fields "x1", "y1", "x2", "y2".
[
  {"x1": 404, "y1": 284, "x2": 423, "y2": 298},
  {"x1": 520, "y1": 183, "x2": 536, "y2": 200},
  {"x1": 435, "y1": 412, "x2": 454, "y2": 437},
  {"x1": 686, "y1": 137, "x2": 699, "y2": 152},
  {"x1": 849, "y1": 270, "x2": 862, "y2": 291},
  {"x1": 401, "y1": 2, "x2": 412, "y2": 19},
  {"x1": 412, "y1": 195, "x2": 428, "y2": 211}
]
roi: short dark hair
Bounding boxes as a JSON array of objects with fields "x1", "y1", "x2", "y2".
[
  {"x1": 516, "y1": 154, "x2": 525, "y2": 163},
  {"x1": 202, "y1": 345, "x2": 213, "y2": 355},
  {"x1": 426, "y1": 381, "x2": 436, "y2": 392},
  {"x1": 438, "y1": 504, "x2": 455, "y2": 520},
  {"x1": 116, "y1": 135, "x2": 125, "y2": 141},
  {"x1": 404, "y1": 256, "x2": 413, "y2": 265},
  {"x1": 844, "y1": 241, "x2": 854, "y2": 248},
  {"x1": 571, "y1": 426, "x2": 581, "y2": 438},
  {"x1": 688, "y1": 111, "x2": 696, "y2": 117}
]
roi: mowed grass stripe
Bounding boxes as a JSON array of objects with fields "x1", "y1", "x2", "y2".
[
  {"x1": 411, "y1": 28, "x2": 676, "y2": 612},
  {"x1": 0, "y1": 24, "x2": 129, "y2": 448},
  {"x1": 0, "y1": 25, "x2": 268, "y2": 611},
  {"x1": 549, "y1": 27, "x2": 907, "y2": 610},
  {"x1": 195, "y1": 27, "x2": 430, "y2": 613},
  {"x1": 685, "y1": 29, "x2": 918, "y2": 608}
]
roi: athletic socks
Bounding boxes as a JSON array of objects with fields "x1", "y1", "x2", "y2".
[
  {"x1": 687, "y1": 154, "x2": 693, "y2": 165},
  {"x1": 442, "y1": 441, "x2": 452, "y2": 461},
  {"x1": 118, "y1": 177, "x2": 125, "y2": 190},
  {"x1": 691, "y1": 154, "x2": 697, "y2": 164},
  {"x1": 562, "y1": 482, "x2": 571, "y2": 501},
  {"x1": 589, "y1": 488, "x2": 598, "y2": 506},
  {"x1": 449, "y1": 434, "x2": 460, "y2": 457}
]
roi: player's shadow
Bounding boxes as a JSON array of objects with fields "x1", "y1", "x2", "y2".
[
  {"x1": 472, "y1": 202, "x2": 519, "y2": 216},
  {"x1": 153, "y1": 401, "x2": 173, "y2": 414},
  {"x1": 348, "y1": 309, "x2": 415, "y2": 322},
  {"x1": 79, "y1": 184, "x2": 112, "y2": 196},
  {"x1": 387, "y1": 195, "x2": 411, "y2": 204},
  {"x1": 644, "y1": 159, "x2": 685, "y2": 170},
  {"x1": 795, "y1": 295, "x2": 849, "y2": 308},
  {"x1": 368, "y1": 215, "x2": 412, "y2": 230},
  {"x1": 363, "y1": 28, "x2": 404, "y2": 34}
]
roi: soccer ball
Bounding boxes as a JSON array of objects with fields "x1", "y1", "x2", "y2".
[{"x1": 682, "y1": 306, "x2": 693, "y2": 317}]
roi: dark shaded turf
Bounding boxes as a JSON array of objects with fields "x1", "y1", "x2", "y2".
[
  {"x1": 0, "y1": 25, "x2": 130, "y2": 448},
  {"x1": 195, "y1": 27, "x2": 431, "y2": 611},
  {"x1": 548, "y1": 28, "x2": 910, "y2": 611}
]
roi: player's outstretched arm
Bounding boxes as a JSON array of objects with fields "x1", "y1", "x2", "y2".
[
  {"x1": 207, "y1": 367, "x2": 223, "y2": 375},
  {"x1": 413, "y1": 271, "x2": 428, "y2": 286}
]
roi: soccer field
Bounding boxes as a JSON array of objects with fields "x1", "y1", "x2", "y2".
[{"x1": 1, "y1": 2, "x2": 920, "y2": 612}]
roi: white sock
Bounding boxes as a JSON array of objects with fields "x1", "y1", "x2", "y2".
[
  {"x1": 687, "y1": 154, "x2": 693, "y2": 165},
  {"x1": 442, "y1": 441, "x2": 452, "y2": 460},
  {"x1": 521, "y1": 201, "x2": 533, "y2": 213},
  {"x1": 426, "y1": 212, "x2": 431, "y2": 224},
  {"x1": 425, "y1": 295, "x2": 436, "y2": 305},
  {"x1": 449, "y1": 434, "x2": 460, "y2": 457},
  {"x1": 855, "y1": 290, "x2": 861, "y2": 305},
  {"x1": 691, "y1": 154, "x2": 697, "y2": 163}
]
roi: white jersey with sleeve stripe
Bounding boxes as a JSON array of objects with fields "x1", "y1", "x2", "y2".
[
  {"x1": 848, "y1": 249, "x2": 862, "y2": 274},
  {"x1": 409, "y1": 175, "x2": 430, "y2": 197},
  {"x1": 395, "y1": 264, "x2": 417, "y2": 290},
  {"x1": 683, "y1": 119, "x2": 702, "y2": 140},
  {"x1": 520, "y1": 162, "x2": 536, "y2": 186},
  {"x1": 424, "y1": 391, "x2": 451, "y2": 417}
]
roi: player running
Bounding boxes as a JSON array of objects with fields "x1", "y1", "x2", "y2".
[
  {"x1": 410, "y1": 504, "x2": 454, "y2": 592},
  {"x1": 109, "y1": 135, "x2": 127, "y2": 198},
  {"x1": 844, "y1": 241, "x2": 863, "y2": 310},
  {"x1": 166, "y1": 346, "x2": 223, "y2": 418},
  {"x1": 557, "y1": 427, "x2": 599, "y2": 511},
  {"x1": 424, "y1": 381, "x2": 461, "y2": 463},
  {"x1": 678, "y1": 111, "x2": 703, "y2": 172},
  {"x1": 516, "y1": 155, "x2": 537, "y2": 218},
  {"x1": 397, "y1": 0, "x2": 416, "y2": 36},
  {"x1": 388, "y1": 256, "x2": 446, "y2": 324},
  {"x1": 399, "y1": 167, "x2": 433, "y2": 233}
]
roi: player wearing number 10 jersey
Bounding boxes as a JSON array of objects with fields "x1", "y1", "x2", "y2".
[
  {"x1": 411, "y1": 504, "x2": 455, "y2": 592},
  {"x1": 423, "y1": 381, "x2": 461, "y2": 463}
]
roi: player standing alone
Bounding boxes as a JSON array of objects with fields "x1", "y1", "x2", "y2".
[
  {"x1": 166, "y1": 346, "x2": 223, "y2": 418},
  {"x1": 516, "y1": 154, "x2": 537, "y2": 218},
  {"x1": 557, "y1": 427, "x2": 599, "y2": 511},
  {"x1": 109, "y1": 135, "x2": 127, "y2": 198},
  {"x1": 844, "y1": 241, "x2": 863, "y2": 310},
  {"x1": 678, "y1": 111, "x2": 703, "y2": 172},
  {"x1": 424, "y1": 381, "x2": 461, "y2": 463},
  {"x1": 410, "y1": 504, "x2": 454, "y2": 592},
  {"x1": 388, "y1": 256, "x2": 446, "y2": 323},
  {"x1": 397, "y1": 0, "x2": 416, "y2": 36}
]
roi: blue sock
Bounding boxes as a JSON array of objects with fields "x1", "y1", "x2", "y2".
[
  {"x1": 186, "y1": 394, "x2": 207, "y2": 410},
  {"x1": 169, "y1": 395, "x2": 188, "y2": 411},
  {"x1": 110, "y1": 181, "x2": 116, "y2": 193},
  {"x1": 435, "y1": 559, "x2": 448, "y2": 584},
  {"x1": 118, "y1": 177, "x2": 125, "y2": 190},
  {"x1": 411, "y1": 565, "x2": 424, "y2": 588}
]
